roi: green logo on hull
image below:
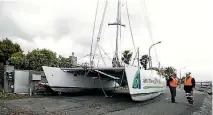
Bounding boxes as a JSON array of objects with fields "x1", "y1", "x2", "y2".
[{"x1": 132, "y1": 69, "x2": 141, "y2": 89}]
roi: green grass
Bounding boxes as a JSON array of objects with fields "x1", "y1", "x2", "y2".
[{"x1": 0, "y1": 92, "x2": 25, "y2": 100}]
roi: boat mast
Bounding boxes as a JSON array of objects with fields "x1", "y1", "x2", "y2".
[
  {"x1": 91, "y1": 1, "x2": 108, "y2": 67},
  {"x1": 90, "y1": 1, "x2": 99, "y2": 67},
  {"x1": 109, "y1": 0, "x2": 125, "y2": 67}
]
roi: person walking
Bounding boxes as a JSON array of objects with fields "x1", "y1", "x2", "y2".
[
  {"x1": 183, "y1": 72, "x2": 196, "y2": 105},
  {"x1": 167, "y1": 73, "x2": 178, "y2": 103}
]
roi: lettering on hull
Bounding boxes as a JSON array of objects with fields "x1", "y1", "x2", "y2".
[
  {"x1": 132, "y1": 69, "x2": 163, "y2": 89},
  {"x1": 143, "y1": 78, "x2": 161, "y2": 84}
]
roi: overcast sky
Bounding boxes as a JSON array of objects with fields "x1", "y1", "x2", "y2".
[{"x1": 0, "y1": 0, "x2": 212, "y2": 82}]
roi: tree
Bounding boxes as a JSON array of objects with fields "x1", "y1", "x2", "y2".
[
  {"x1": 25, "y1": 49, "x2": 58, "y2": 71},
  {"x1": 158, "y1": 67, "x2": 164, "y2": 75},
  {"x1": 140, "y1": 54, "x2": 149, "y2": 70},
  {"x1": 163, "y1": 66, "x2": 176, "y2": 79},
  {"x1": 0, "y1": 38, "x2": 22, "y2": 64},
  {"x1": 148, "y1": 67, "x2": 159, "y2": 72},
  {"x1": 121, "y1": 50, "x2": 133, "y2": 65},
  {"x1": 7, "y1": 52, "x2": 26, "y2": 69},
  {"x1": 58, "y1": 55, "x2": 73, "y2": 68}
]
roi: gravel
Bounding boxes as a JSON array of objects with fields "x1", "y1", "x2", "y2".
[
  {"x1": 0, "y1": 88, "x2": 212, "y2": 115},
  {"x1": 192, "y1": 95, "x2": 212, "y2": 115}
]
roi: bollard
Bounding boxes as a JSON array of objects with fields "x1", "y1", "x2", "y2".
[{"x1": 30, "y1": 87, "x2": 32, "y2": 96}]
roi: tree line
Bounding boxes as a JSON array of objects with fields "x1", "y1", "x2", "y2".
[
  {"x1": 0, "y1": 38, "x2": 74, "y2": 71},
  {"x1": 0, "y1": 38, "x2": 178, "y2": 80}
]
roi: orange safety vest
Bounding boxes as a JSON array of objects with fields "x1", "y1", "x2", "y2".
[
  {"x1": 184, "y1": 76, "x2": 192, "y2": 86},
  {"x1": 169, "y1": 77, "x2": 178, "y2": 87}
]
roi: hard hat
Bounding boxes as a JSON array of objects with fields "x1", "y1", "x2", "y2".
[{"x1": 186, "y1": 72, "x2": 191, "y2": 76}]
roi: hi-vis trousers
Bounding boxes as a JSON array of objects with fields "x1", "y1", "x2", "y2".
[{"x1": 185, "y1": 91, "x2": 194, "y2": 104}]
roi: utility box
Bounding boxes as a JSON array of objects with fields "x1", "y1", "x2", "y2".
[
  {"x1": 32, "y1": 74, "x2": 41, "y2": 81},
  {"x1": 4, "y1": 65, "x2": 15, "y2": 93},
  {"x1": 6, "y1": 72, "x2": 14, "y2": 80}
]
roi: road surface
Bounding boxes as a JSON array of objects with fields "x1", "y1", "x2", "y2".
[{"x1": 0, "y1": 88, "x2": 212, "y2": 115}]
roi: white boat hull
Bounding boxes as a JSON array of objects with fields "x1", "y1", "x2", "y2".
[
  {"x1": 124, "y1": 65, "x2": 166, "y2": 101},
  {"x1": 42, "y1": 66, "x2": 120, "y2": 93},
  {"x1": 42, "y1": 65, "x2": 166, "y2": 101}
]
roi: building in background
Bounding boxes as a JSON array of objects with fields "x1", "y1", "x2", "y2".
[{"x1": 69, "y1": 52, "x2": 77, "y2": 66}]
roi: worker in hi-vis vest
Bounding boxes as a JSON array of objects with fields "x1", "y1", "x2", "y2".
[
  {"x1": 167, "y1": 73, "x2": 178, "y2": 103},
  {"x1": 184, "y1": 72, "x2": 195, "y2": 105}
]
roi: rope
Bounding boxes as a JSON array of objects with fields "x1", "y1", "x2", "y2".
[
  {"x1": 96, "y1": 56, "x2": 110, "y2": 97},
  {"x1": 140, "y1": 0, "x2": 159, "y2": 63},
  {"x1": 125, "y1": 0, "x2": 137, "y2": 56},
  {"x1": 97, "y1": 72, "x2": 110, "y2": 97},
  {"x1": 83, "y1": 70, "x2": 90, "y2": 77},
  {"x1": 119, "y1": 70, "x2": 125, "y2": 86},
  {"x1": 90, "y1": 0, "x2": 100, "y2": 66}
]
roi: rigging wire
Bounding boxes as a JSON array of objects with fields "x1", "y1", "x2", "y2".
[
  {"x1": 125, "y1": 0, "x2": 138, "y2": 65},
  {"x1": 132, "y1": 47, "x2": 139, "y2": 66},
  {"x1": 79, "y1": 47, "x2": 136, "y2": 61},
  {"x1": 91, "y1": 0, "x2": 109, "y2": 66},
  {"x1": 90, "y1": 0, "x2": 100, "y2": 66},
  {"x1": 98, "y1": 45, "x2": 112, "y2": 60},
  {"x1": 98, "y1": 46, "x2": 107, "y2": 67},
  {"x1": 140, "y1": 0, "x2": 159, "y2": 64}
]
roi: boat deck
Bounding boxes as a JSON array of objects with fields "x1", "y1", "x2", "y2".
[{"x1": 60, "y1": 67, "x2": 125, "y2": 71}]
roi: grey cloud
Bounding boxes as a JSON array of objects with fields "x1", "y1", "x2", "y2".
[
  {"x1": 0, "y1": 1, "x2": 41, "y2": 41},
  {"x1": 0, "y1": 0, "x2": 140, "y2": 42},
  {"x1": 0, "y1": 13, "x2": 33, "y2": 40},
  {"x1": 74, "y1": 36, "x2": 93, "y2": 47},
  {"x1": 53, "y1": 18, "x2": 71, "y2": 37}
]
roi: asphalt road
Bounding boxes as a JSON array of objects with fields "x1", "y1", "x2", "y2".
[{"x1": 0, "y1": 88, "x2": 212, "y2": 115}]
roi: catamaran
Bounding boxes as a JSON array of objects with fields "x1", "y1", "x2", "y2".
[{"x1": 42, "y1": 0, "x2": 166, "y2": 101}]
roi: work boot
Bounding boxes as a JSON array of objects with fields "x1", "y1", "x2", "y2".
[
  {"x1": 171, "y1": 99, "x2": 177, "y2": 103},
  {"x1": 172, "y1": 101, "x2": 178, "y2": 103},
  {"x1": 171, "y1": 98, "x2": 176, "y2": 103},
  {"x1": 187, "y1": 103, "x2": 194, "y2": 106}
]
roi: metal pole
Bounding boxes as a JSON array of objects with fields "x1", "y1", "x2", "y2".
[
  {"x1": 148, "y1": 41, "x2": 161, "y2": 68},
  {"x1": 138, "y1": 47, "x2": 140, "y2": 67},
  {"x1": 90, "y1": 1, "x2": 99, "y2": 67},
  {"x1": 148, "y1": 45, "x2": 153, "y2": 68},
  {"x1": 115, "y1": 0, "x2": 120, "y2": 67},
  {"x1": 108, "y1": 0, "x2": 125, "y2": 67},
  {"x1": 179, "y1": 67, "x2": 186, "y2": 88}
]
